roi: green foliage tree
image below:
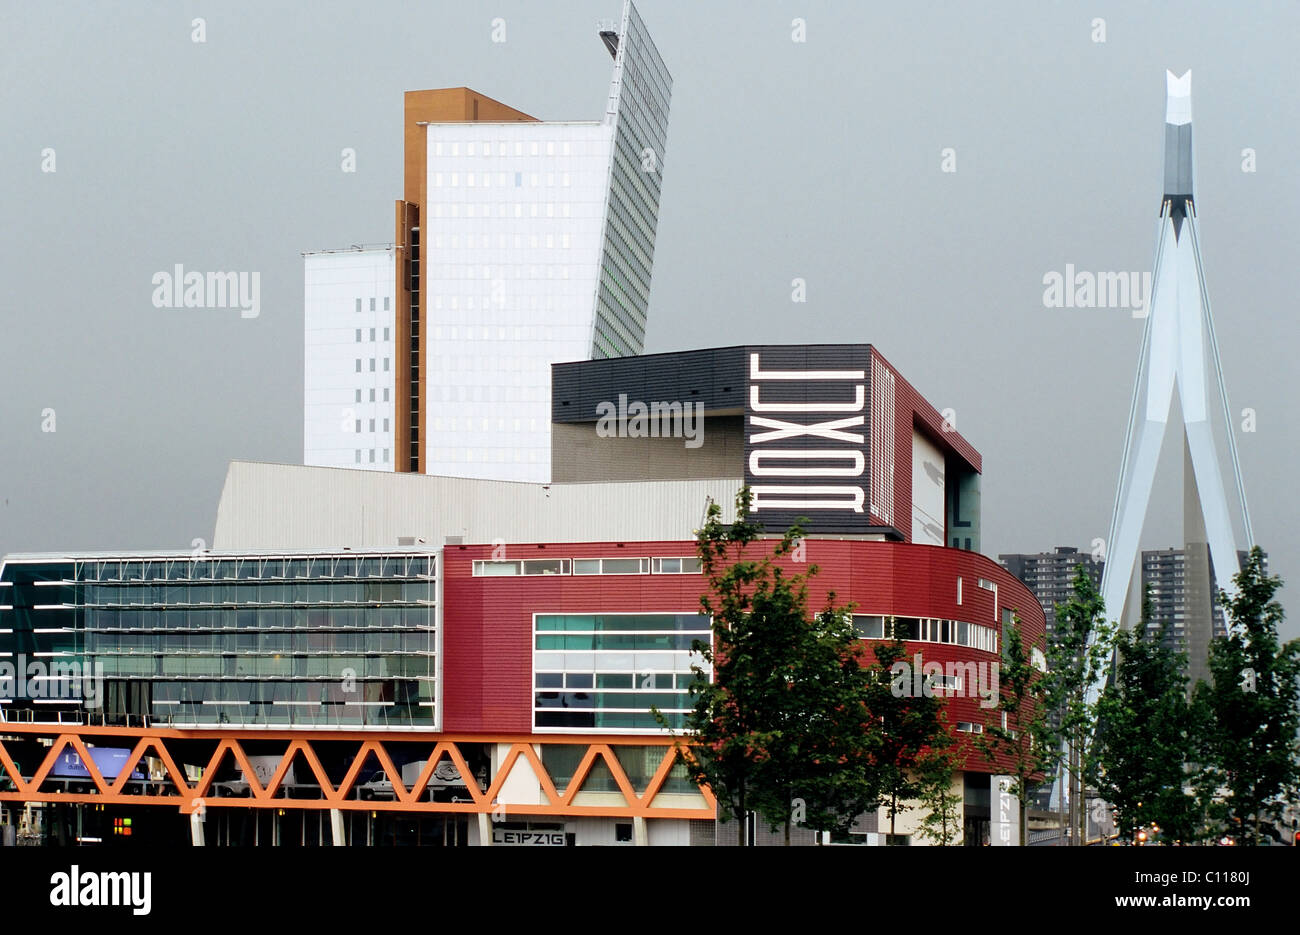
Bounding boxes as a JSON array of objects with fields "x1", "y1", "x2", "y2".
[
  {"x1": 1043, "y1": 564, "x2": 1116, "y2": 845},
  {"x1": 978, "y1": 614, "x2": 1055, "y2": 847},
  {"x1": 1192, "y1": 547, "x2": 1300, "y2": 845},
  {"x1": 915, "y1": 717, "x2": 964, "y2": 846},
  {"x1": 669, "y1": 488, "x2": 880, "y2": 845},
  {"x1": 1088, "y1": 586, "x2": 1200, "y2": 843},
  {"x1": 869, "y1": 627, "x2": 947, "y2": 842},
  {"x1": 765, "y1": 605, "x2": 883, "y2": 844}
]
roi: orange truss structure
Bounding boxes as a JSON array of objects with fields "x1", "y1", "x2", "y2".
[{"x1": 0, "y1": 722, "x2": 715, "y2": 820}]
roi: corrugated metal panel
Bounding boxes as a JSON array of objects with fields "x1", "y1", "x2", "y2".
[
  {"x1": 212, "y1": 461, "x2": 741, "y2": 552},
  {"x1": 552, "y1": 346, "x2": 748, "y2": 422}
]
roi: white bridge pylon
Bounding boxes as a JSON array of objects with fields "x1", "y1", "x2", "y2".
[{"x1": 1089, "y1": 71, "x2": 1254, "y2": 707}]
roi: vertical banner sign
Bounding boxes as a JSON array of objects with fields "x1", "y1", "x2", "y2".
[
  {"x1": 744, "y1": 346, "x2": 872, "y2": 533},
  {"x1": 992, "y1": 775, "x2": 1019, "y2": 846}
]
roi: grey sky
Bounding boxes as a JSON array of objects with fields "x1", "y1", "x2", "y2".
[{"x1": 1, "y1": 1, "x2": 1296, "y2": 636}]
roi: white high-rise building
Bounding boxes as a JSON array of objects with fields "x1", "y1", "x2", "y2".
[
  {"x1": 303, "y1": 246, "x2": 397, "y2": 471},
  {"x1": 303, "y1": 1, "x2": 671, "y2": 482}
]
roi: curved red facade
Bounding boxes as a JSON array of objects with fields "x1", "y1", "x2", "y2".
[{"x1": 442, "y1": 538, "x2": 1045, "y2": 777}]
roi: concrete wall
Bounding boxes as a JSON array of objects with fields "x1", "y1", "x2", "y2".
[{"x1": 551, "y1": 417, "x2": 744, "y2": 482}]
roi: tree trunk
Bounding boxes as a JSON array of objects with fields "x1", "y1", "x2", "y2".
[
  {"x1": 738, "y1": 779, "x2": 747, "y2": 848},
  {"x1": 1074, "y1": 739, "x2": 1084, "y2": 846},
  {"x1": 1057, "y1": 764, "x2": 1067, "y2": 846}
]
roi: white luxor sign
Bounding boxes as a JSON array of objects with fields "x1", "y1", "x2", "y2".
[{"x1": 745, "y1": 350, "x2": 870, "y2": 529}]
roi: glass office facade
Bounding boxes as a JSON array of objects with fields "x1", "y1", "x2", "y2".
[
  {"x1": 0, "y1": 552, "x2": 437, "y2": 729},
  {"x1": 533, "y1": 612, "x2": 709, "y2": 731},
  {"x1": 593, "y1": 0, "x2": 673, "y2": 359}
]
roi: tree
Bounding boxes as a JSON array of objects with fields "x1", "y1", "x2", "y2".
[
  {"x1": 769, "y1": 605, "x2": 883, "y2": 843},
  {"x1": 1043, "y1": 564, "x2": 1115, "y2": 845},
  {"x1": 668, "y1": 487, "x2": 879, "y2": 845},
  {"x1": 915, "y1": 717, "x2": 964, "y2": 846},
  {"x1": 1192, "y1": 547, "x2": 1300, "y2": 845},
  {"x1": 1088, "y1": 586, "x2": 1200, "y2": 843},
  {"x1": 870, "y1": 627, "x2": 947, "y2": 842},
  {"x1": 978, "y1": 614, "x2": 1054, "y2": 846}
]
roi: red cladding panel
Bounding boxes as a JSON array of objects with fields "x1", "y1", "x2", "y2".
[{"x1": 441, "y1": 539, "x2": 1043, "y2": 776}]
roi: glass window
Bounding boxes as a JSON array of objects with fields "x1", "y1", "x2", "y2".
[
  {"x1": 600, "y1": 558, "x2": 646, "y2": 575},
  {"x1": 522, "y1": 559, "x2": 569, "y2": 576},
  {"x1": 853, "y1": 615, "x2": 885, "y2": 640}
]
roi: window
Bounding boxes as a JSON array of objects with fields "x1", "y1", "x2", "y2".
[
  {"x1": 369, "y1": 359, "x2": 375, "y2": 372},
  {"x1": 651, "y1": 557, "x2": 702, "y2": 574},
  {"x1": 572, "y1": 557, "x2": 650, "y2": 575},
  {"x1": 956, "y1": 722, "x2": 983, "y2": 733},
  {"x1": 355, "y1": 329, "x2": 362, "y2": 342},
  {"x1": 522, "y1": 559, "x2": 568, "y2": 575},
  {"x1": 355, "y1": 359, "x2": 361, "y2": 373},
  {"x1": 853, "y1": 615, "x2": 886, "y2": 640},
  {"x1": 533, "y1": 613, "x2": 712, "y2": 732},
  {"x1": 928, "y1": 674, "x2": 961, "y2": 693},
  {"x1": 471, "y1": 559, "x2": 572, "y2": 577},
  {"x1": 354, "y1": 389, "x2": 361, "y2": 402},
  {"x1": 369, "y1": 328, "x2": 375, "y2": 341}
]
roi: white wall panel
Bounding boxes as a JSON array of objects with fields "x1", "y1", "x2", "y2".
[{"x1": 304, "y1": 249, "x2": 396, "y2": 471}]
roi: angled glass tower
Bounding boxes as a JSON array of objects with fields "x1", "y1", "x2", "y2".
[
  {"x1": 393, "y1": 0, "x2": 671, "y2": 483},
  {"x1": 591, "y1": 1, "x2": 672, "y2": 360},
  {"x1": 305, "y1": 1, "x2": 671, "y2": 482}
]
